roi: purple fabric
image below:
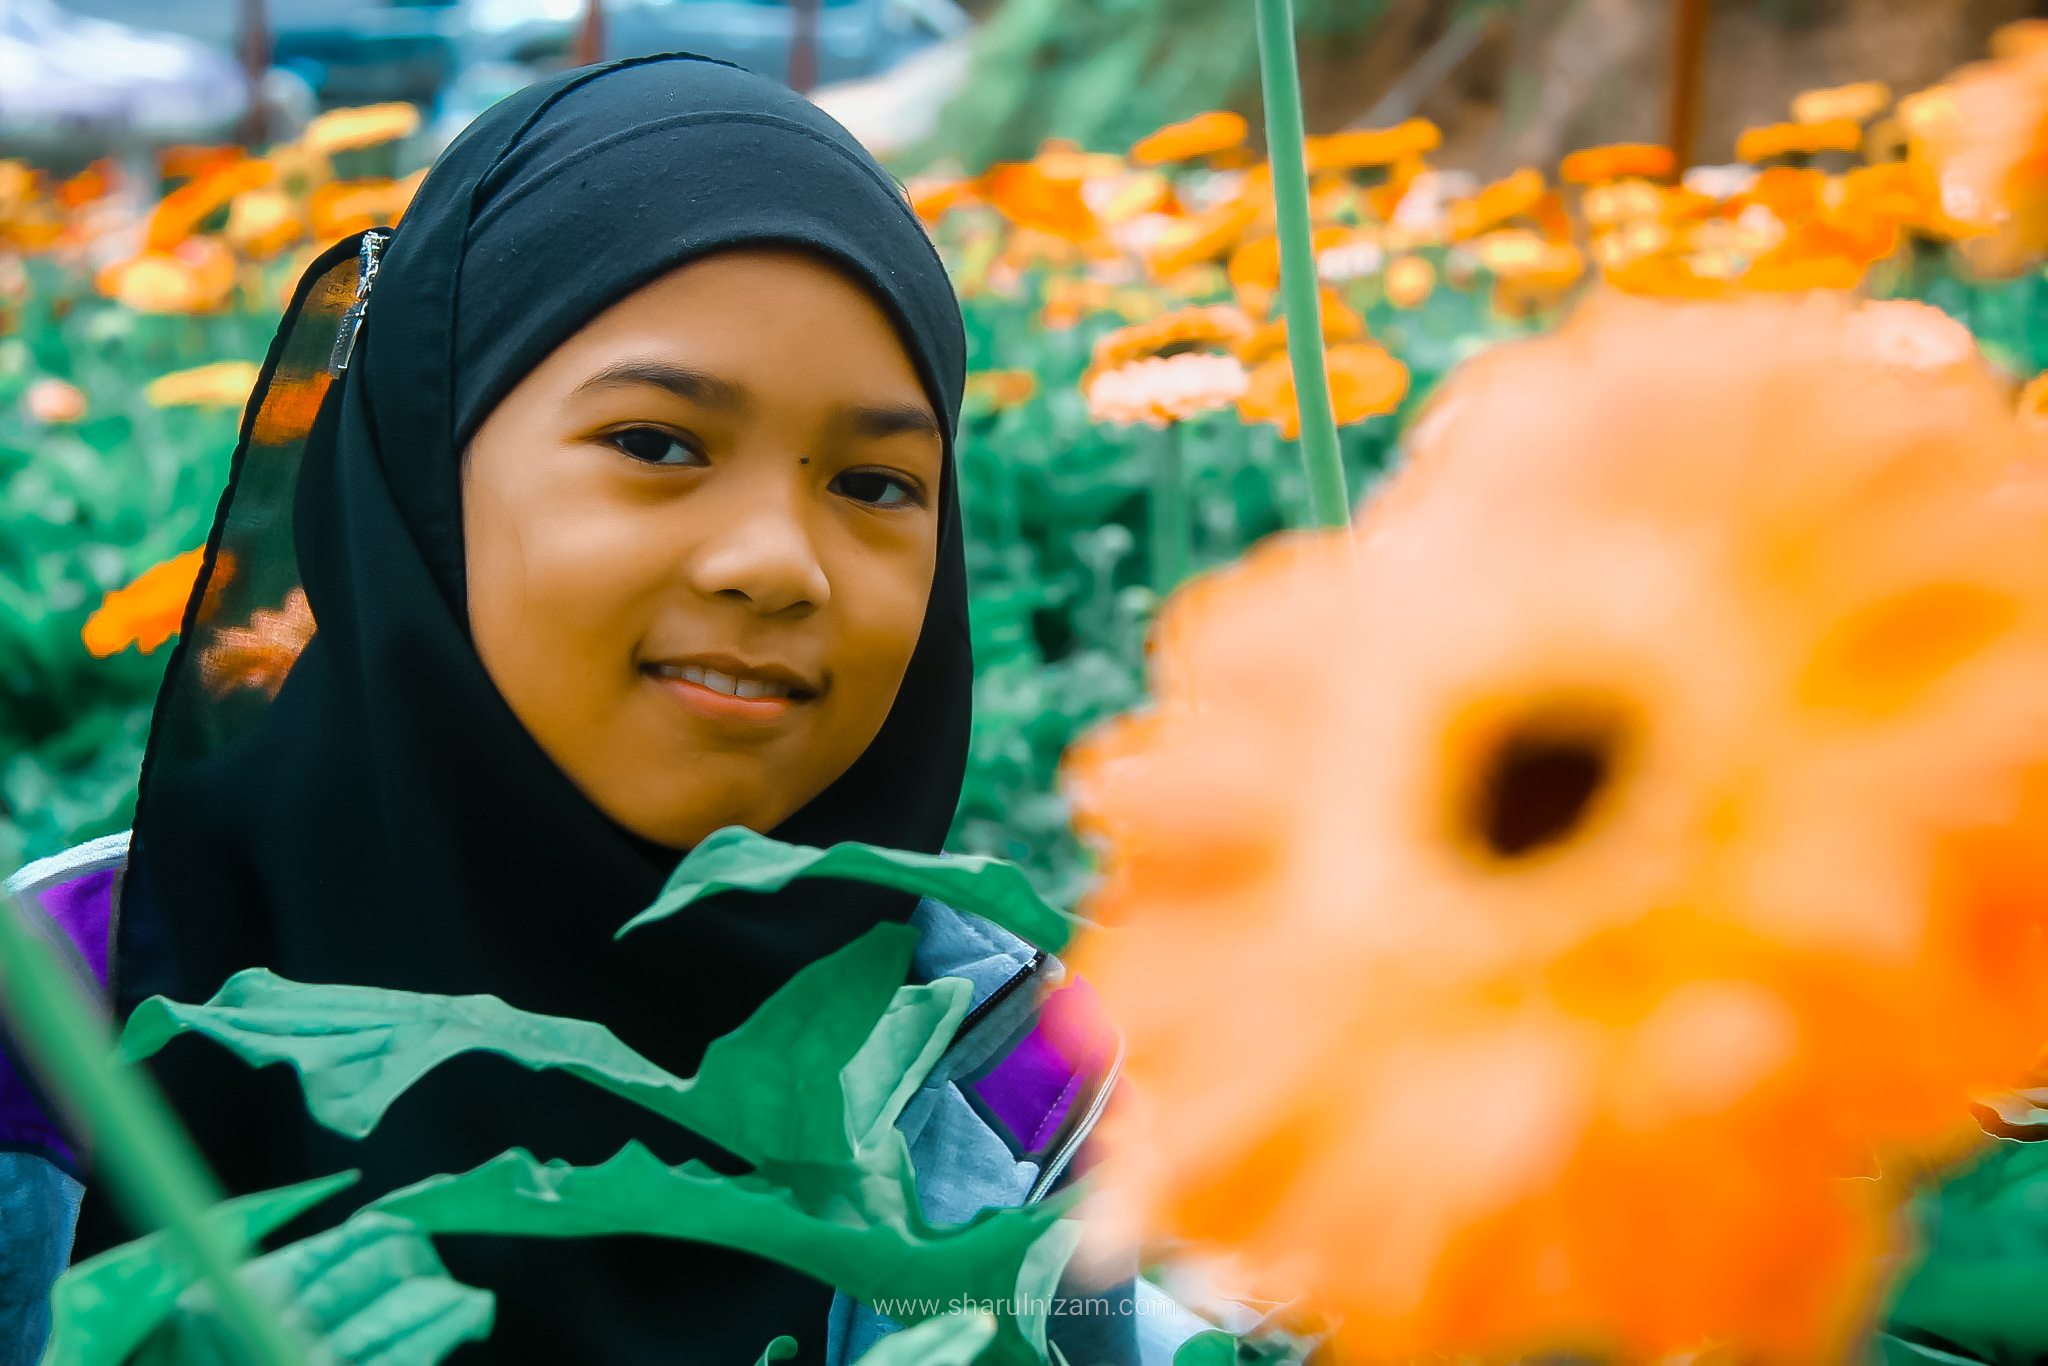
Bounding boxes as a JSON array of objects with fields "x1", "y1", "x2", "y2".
[
  {"x1": 968, "y1": 978, "x2": 1115, "y2": 1158},
  {"x1": 37, "y1": 867, "x2": 113, "y2": 986},
  {"x1": 0, "y1": 867, "x2": 115, "y2": 1171},
  {"x1": 972, "y1": 1027, "x2": 1079, "y2": 1153}
]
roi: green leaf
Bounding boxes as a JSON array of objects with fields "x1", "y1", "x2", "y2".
[
  {"x1": 1866, "y1": 1335, "x2": 1990, "y2": 1365},
  {"x1": 1172, "y1": 1331, "x2": 1239, "y2": 1366},
  {"x1": 1884, "y1": 1139, "x2": 2048, "y2": 1366},
  {"x1": 618, "y1": 826, "x2": 1079, "y2": 952},
  {"x1": 117, "y1": 925, "x2": 929, "y2": 1167},
  {"x1": 755, "y1": 1337, "x2": 800, "y2": 1366},
  {"x1": 372, "y1": 1143, "x2": 1071, "y2": 1366},
  {"x1": 853, "y1": 1312, "x2": 998, "y2": 1366},
  {"x1": 44, "y1": 1171, "x2": 360, "y2": 1366}
]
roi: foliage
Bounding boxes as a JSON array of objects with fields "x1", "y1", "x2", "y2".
[{"x1": 106, "y1": 900, "x2": 1080, "y2": 1366}]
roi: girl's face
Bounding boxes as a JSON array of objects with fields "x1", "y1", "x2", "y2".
[{"x1": 463, "y1": 249, "x2": 943, "y2": 848}]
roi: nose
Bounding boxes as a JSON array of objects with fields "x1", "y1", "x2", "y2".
[{"x1": 683, "y1": 479, "x2": 830, "y2": 617}]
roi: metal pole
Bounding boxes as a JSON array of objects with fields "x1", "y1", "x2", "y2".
[
  {"x1": 0, "y1": 894, "x2": 305, "y2": 1366},
  {"x1": 1254, "y1": 0, "x2": 1349, "y2": 529},
  {"x1": 789, "y1": 0, "x2": 822, "y2": 93}
]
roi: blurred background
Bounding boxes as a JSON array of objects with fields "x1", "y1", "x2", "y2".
[{"x1": 7, "y1": 0, "x2": 2048, "y2": 904}]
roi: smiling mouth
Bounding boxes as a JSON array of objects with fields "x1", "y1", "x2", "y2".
[{"x1": 646, "y1": 662, "x2": 813, "y2": 701}]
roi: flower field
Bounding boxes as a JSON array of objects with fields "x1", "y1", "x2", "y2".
[{"x1": 11, "y1": 38, "x2": 2048, "y2": 905}]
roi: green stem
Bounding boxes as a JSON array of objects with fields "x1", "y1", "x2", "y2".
[
  {"x1": 0, "y1": 889, "x2": 305, "y2": 1366},
  {"x1": 1149, "y1": 422, "x2": 1190, "y2": 593},
  {"x1": 1254, "y1": 0, "x2": 1349, "y2": 529}
]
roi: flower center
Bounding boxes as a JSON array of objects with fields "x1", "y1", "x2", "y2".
[{"x1": 1473, "y1": 720, "x2": 1619, "y2": 859}]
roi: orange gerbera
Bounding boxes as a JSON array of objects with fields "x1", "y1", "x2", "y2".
[
  {"x1": 1234, "y1": 291, "x2": 1364, "y2": 365},
  {"x1": 82, "y1": 548, "x2": 205, "y2": 657},
  {"x1": 2020, "y1": 371, "x2": 2048, "y2": 434},
  {"x1": 1448, "y1": 168, "x2": 1545, "y2": 240},
  {"x1": 1900, "y1": 41, "x2": 2048, "y2": 274},
  {"x1": 309, "y1": 172, "x2": 425, "y2": 239},
  {"x1": 1303, "y1": 118, "x2": 1440, "y2": 173},
  {"x1": 907, "y1": 175, "x2": 980, "y2": 224},
  {"x1": 302, "y1": 102, "x2": 422, "y2": 156},
  {"x1": 1145, "y1": 196, "x2": 1262, "y2": 279},
  {"x1": 144, "y1": 361, "x2": 260, "y2": 409},
  {"x1": 146, "y1": 157, "x2": 272, "y2": 252},
  {"x1": 1132, "y1": 112, "x2": 1249, "y2": 165},
  {"x1": 1067, "y1": 293, "x2": 2048, "y2": 1363},
  {"x1": 1737, "y1": 119, "x2": 1866, "y2": 164},
  {"x1": 1560, "y1": 143, "x2": 1676, "y2": 185},
  {"x1": 1792, "y1": 80, "x2": 1892, "y2": 126},
  {"x1": 983, "y1": 161, "x2": 1100, "y2": 242},
  {"x1": 1236, "y1": 342, "x2": 1407, "y2": 439},
  {"x1": 1083, "y1": 304, "x2": 1254, "y2": 386}
]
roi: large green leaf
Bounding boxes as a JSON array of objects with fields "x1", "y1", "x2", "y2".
[
  {"x1": 371, "y1": 1142, "x2": 1072, "y2": 1366},
  {"x1": 617, "y1": 827, "x2": 1079, "y2": 953},
  {"x1": 1883, "y1": 1139, "x2": 2048, "y2": 1366},
  {"x1": 43, "y1": 1171, "x2": 359, "y2": 1366},
  {"x1": 117, "y1": 925, "x2": 931, "y2": 1166}
]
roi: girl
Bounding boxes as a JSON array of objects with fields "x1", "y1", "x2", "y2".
[{"x1": 3, "y1": 54, "x2": 1162, "y2": 1366}]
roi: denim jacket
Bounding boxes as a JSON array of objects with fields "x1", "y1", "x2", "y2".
[{"x1": 1, "y1": 836, "x2": 1207, "y2": 1366}]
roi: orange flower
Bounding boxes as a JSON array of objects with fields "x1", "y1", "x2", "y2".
[
  {"x1": 309, "y1": 171, "x2": 425, "y2": 240},
  {"x1": 1227, "y1": 228, "x2": 1350, "y2": 318},
  {"x1": 906, "y1": 175, "x2": 979, "y2": 224},
  {"x1": 1145, "y1": 196, "x2": 1262, "y2": 279},
  {"x1": 1448, "y1": 168, "x2": 1545, "y2": 240},
  {"x1": 1792, "y1": 80, "x2": 1892, "y2": 126},
  {"x1": 145, "y1": 361, "x2": 260, "y2": 409},
  {"x1": 1235, "y1": 291, "x2": 1364, "y2": 365},
  {"x1": 83, "y1": 548, "x2": 205, "y2": 657},
  {"x1": 1086, "y1": 352, "x2": 1249, "y2": 427},
  {"x1": 1236, "y1": 342, "x2": 1407, "y2": 439},
  {"x1": 200, "y1": 587, "x2": 316, "y2": 699},
  {"x1": 1560, "y1": 143, "x2": 1676, "y2": 185},
  {"x1": 96, "y1": 237, "x2": 237, "y2": 313},
  {"x1": 25, "y1": 378, "x2": 86, "y2": 424},
  {"x1": 2019, "y1": 371, "x2": 2048, "y2": 434},
  {"x1": 1303, "y1": 119, "x2": 1440, "y2": 172},
  {"x1": 1899, "y1": 44, "x2": 2048, "y2": 274},
  {"x1": 1735, "y1": 165, "x2": 1826, "y2": 220},
  {"x1": 224, "y1": 187, "x2": 303, "y2": 258},
  {"x1": 1743, "y1": 217, "x2": 1897, "y2": 291},
  {"x1": 982, "y1": 161, "x2": 1099, "y2": 242},
  {"x1": 1737, "y1": 119, "x2": 1866, "y2": 164},
  {"x1": 1133, "y1": 112, "x2": 1249, "y2": 165},
  {"x1": 1385, "y1": 254, "x2": 1436, "y2": 310},
  {"x1": 302, "y1": 102, "x2": 422, "y2": 156},
  {"x1": 1084, "y1": 304, "x2": 1254, "y2": 386},
  {"x1": 146, "y1": 157, "x2": 272, "y2": 252},
  {"x1": 1067, "y1": 293, "x2": 2048, "y2": 1363},
  {"x1": 1580, "y1": 178, "x2": 1669, "y2": 229},
  {"x1": 964, "y1": 369, "x2": 1038, "y2": 414}
]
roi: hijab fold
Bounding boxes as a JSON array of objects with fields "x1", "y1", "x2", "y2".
[{"x1": 102, "y1": 56, "x2": 971, "y2": 1366}]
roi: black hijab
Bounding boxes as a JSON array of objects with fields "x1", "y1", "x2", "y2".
[{"x1": 101, "y1": 55, "x2": 971, "y2": 1365}]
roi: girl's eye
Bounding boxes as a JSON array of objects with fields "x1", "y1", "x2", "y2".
[
  {"x1": 832, "y1": 469, "x2": 920, "y2": 507},
  {"x1": 609, "y1": 426, "x2": 703, "y2": 466}
]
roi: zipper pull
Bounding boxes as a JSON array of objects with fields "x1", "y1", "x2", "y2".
[{"x1": 328, "y1": 229, "x2": 392, "y2": 375}]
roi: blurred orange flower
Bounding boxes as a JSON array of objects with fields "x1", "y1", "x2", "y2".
[
  {"x1": 1068, "y1": 293, "x2": 2048, "y2": 1364},
  {"x1": 1560, "y1": 143, "x2": 1676, "y2": 185},
  {"x1": 1737, "y1": 118, "x2": 1866, "y2": 163},
  {"x1": 97, "y1": 237, "x2": 237, "y2": 313},
  {"x1": 145, "y1": 361, "x2": 260, "y2": 409},
  {"x1": 1145, "y1": 196, "x2": 1262, "y2": 278},
  {"x1": 1236, "y1": 342, "x2": 1407, "y2": 439},
  {"x1": 147, "y1": 157, "x2": 271, "y2": 252},
  {"x1": 2020, "y1": 371, "x2": 2048, "y2": 434},
  {"x1": 1303, "y1": 119, "x2": 1440, "y2": 172},
  {"x1": 907, "y1": 175, "x2": 979, "y2": 224},
  {"x1": 1235, "y1": 290, "x2": 1364, "y2": 365},
  {"x1": 1792, "y1": 80, "x2": 1892, "y2": 126},
  {"x1": 983, "y1": 161, "x2": 1099, "y2": 242},
  {"x1": 83, "y1": 548, "x2": 205, "y2": 657},
  {"x1": 1448, "y1": 168, "x2": 1546, "y2": 239},
  {"x1": 200, "y1": 587, "x2": 316, "y2": 699},
  {"x1": 1086, "y1": 352, "x2": 1249, "y2": 427},
  {"x1": 1132, "y1": 112, "x2": 1249, "y2": 165},
  {"x1": 25, "y1": 378, "x2": 86, "y2": 424},
  {"x1": 1900, "y1": 42, "x2": 2048, "y2": 274},
  {"x1": 1085, "y1": 304, "x2": 1254, "y2": 385},
  {"x1": 964, "y1": 369, "x2": 1039, "y2": 414},
  {"x1": 302, "y1": 102, "x2": 422, "y2": 156},
  {"x1": 1384, "y1": 254, "x2": 1436, "y2": 309},
  {"x1": 309, "y1": 171, "x2": 425, "y2": 240}
]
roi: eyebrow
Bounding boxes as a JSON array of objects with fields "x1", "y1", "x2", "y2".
[
  {"x1": 574, "y1": 361, "x2": 746, "y2": 409},
  {"x1": 850, "y1": 403, "x2": 944, "y2": 441}
]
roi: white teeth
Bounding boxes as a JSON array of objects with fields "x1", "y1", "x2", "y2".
[{"x1": 655, "y1": 663, "x2": 795, "y2": 700}]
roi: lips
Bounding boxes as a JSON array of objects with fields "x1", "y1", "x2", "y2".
[{"x1": 641, "y1": 654, "x2": 821, "y2": 723}]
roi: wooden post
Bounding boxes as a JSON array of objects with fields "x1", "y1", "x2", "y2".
[
  {"x1": 575, "y1": 0, "x2": 606, "y2": 67},
  {"x1": 237, "y1": 0, "x2": 271, "y2": 146},
  {"x1": 789, "y1": 0, "x2": 822, "y2": 93},
  {"x1": 1666, "y1": 0, "x2": 1711, "y2": 168}
]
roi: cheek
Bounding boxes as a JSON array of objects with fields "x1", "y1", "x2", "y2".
[{"x1": 823, "y1": 533, "x2": 937, "y2": 717}]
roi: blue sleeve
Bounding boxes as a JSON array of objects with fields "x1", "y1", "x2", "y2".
[{"x1": 0, "y1": 1150, "x2": 84, "y2": 1366}]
